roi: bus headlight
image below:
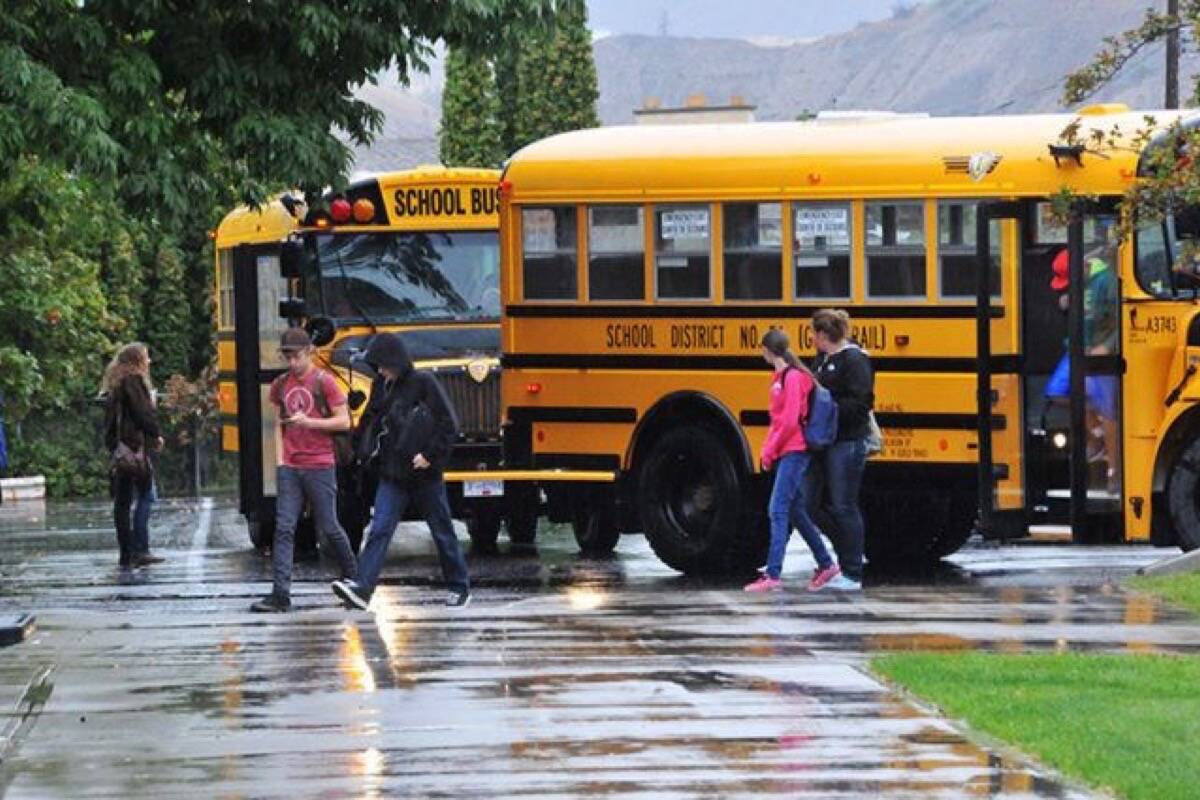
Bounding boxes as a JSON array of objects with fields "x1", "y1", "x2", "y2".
[{"x1": 1052, "y1": 432, "x2": 1068, "y2": 449}]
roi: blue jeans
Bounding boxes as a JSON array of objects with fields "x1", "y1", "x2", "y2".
[
  {"x1": 273, "y1": 466, "x2": 359, "y2": 599},
  {"x1": 807, "y1": 439, "x2": 868, "y2": 581},
  {"x1": 357, "y1": 476, "x2": 469, "y2": 596},
  {"x1": 766, "y1": 452, "x2": 831, "y2": 579},
  {"x1": 113, "y1": 471, "x2": 156, "y2": 564}
]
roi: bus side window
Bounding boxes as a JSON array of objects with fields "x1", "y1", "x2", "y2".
[
  {"x1": 866, "y1": 201, "x2": 925, "y2": 298},
  {"x1": 522, "y1": 206, "x2": 578, "y2": 300},
  {"x1": 655, "y1": 204, "x2": 711, "y2": 300},
  {"x1": 723, "y1": 202, "x2": 782, "y2": 300},
  {"x1": 938, "y1": 201, "x2": 1000, "y2": 299},
  {"x1": 589, "y1": 205, "x2": 645, "y2": 300},
  {"x1": 794, "y1": 202, "x2": 852, "y2": 299}
]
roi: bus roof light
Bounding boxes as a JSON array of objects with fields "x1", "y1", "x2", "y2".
[
  {"x1": 352, "y1": 198, "x2": 375, "y2": 223},
  {"x1": 330, "y1": 197, "x2": 352, "y2": 224},
  {"x1": 526, "y1": 382, "x2": 542, "y2": 394},
  {"x1": 499, "y1": 179, "x2": 514, "y2": 198}
]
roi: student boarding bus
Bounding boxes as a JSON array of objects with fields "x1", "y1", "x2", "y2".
[
  {"x1": 215, "y1": 167, "x2": 525, "y2": 552},
  {"x1": 495, "y1": 106, "x2": 1200, "y2": 574}
]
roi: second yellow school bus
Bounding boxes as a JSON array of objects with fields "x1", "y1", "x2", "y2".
[{"x1": 497, "y1": 105, "x2": 1200, "y2": 574}]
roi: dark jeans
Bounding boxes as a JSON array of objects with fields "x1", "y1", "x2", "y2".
[
  {"x1": 357, "y1": 476, "x2": 469, "y2": 596},
  {"x1": 273, "y1": 466, "x2": 358, "y2": 599},
  {"x1": 766, "y1": 452, "x2": 831, "y2": 579},
  {"x1": 113, "y1": 471, "x2": 155, "y2": 565},
  {"x1": 807, "y1": 439, "x2": 868, "y2": 581}
]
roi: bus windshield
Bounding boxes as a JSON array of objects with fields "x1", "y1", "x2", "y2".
[
  {"x1": 1136, "y1": 213, "x2": 1200, "y2": 299},
  {"x1": 310, "y1": 231, "x2": 500, "y2": 323}
]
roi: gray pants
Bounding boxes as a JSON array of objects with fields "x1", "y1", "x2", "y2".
[{"x1": 273, "y1": 466, "x2": 358, "y2": 598}]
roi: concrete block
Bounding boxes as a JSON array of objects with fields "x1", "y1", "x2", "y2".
[
  {"x1": 0, "y1": 476, "x2": 45, "y2": 503},
  {"x1": 1137, "y1": 547, "x2": 1200, "y2": 577},
  {"x1": 0, "y1": 614, "x2": 36, "y2": 647}
]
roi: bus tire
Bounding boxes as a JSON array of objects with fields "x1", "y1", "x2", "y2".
[
  {"x1": 864, "y1": 488, "x2": 972, "y2": 564},
  {"x1": 468, "y1": 508, "x2": 502, "y2": 552},
  {"x1": 506, "y1": 485, "x2": 539, "y2": 545},
  {"x1": 572, "y1": 485, "x2": 620, "y2": 557},
  {"x1": 638, "y1": 425, "x2": 750, "y2": 575},
  {"x1": 1166, "y1": 438, "x2": 1200, "y2": 551}
]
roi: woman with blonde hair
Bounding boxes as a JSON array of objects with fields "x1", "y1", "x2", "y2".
[{"x1": 103, "y1": 343, "x2": 165, "y2": 569}]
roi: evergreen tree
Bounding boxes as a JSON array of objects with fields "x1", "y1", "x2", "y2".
[
  {"x1": 512, "y1": 1, "x2": 600, "y2": 152},
  {"x1": 439, "y1": 47, "x2": 505, "y2": 168}
]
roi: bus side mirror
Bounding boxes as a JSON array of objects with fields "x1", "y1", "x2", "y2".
[
  {"x1": 280, "y1": 240, "x2": 309, "y2": 278},
  {"x1": 305, "y1": 315, "x2": 337, "y2": 347},
  {"x1": 278, "y1": 298, "x2": 306, "y2": 319},
  {"x1": 347, "y1": 389, "x2": 367, "y2": 411}
]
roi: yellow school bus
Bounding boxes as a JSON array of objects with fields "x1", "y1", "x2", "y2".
[
  {"x1": 496, "y1": 105, "x2": 1200, "y2": 573},
  {"x1": 215, "y1": 167, "x2": 521, "y2": 551}
]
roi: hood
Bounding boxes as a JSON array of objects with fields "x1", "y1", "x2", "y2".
[{"x1": 363, "y1": 333, "x2": 413, "y2": 378}]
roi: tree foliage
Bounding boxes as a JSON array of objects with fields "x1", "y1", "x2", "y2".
[
  {"x1": 1063, "y1": 5, "x2": 1194, "y2": 106},
  {"x1": 440, "y1": 47, "x2": 505, "y2": 168}
]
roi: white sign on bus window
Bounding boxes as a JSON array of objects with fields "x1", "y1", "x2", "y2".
[
  {"x1": 660, "y1": 209, "x2": 710, "y2": 241},
  {"x1": 795, "y1": 207, "x2": 850, "y2": 248},
  {"x1": 523, "y1": 209, "x2": 558, "y2": 252}
]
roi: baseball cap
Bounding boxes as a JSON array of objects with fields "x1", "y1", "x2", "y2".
[
  {"x1": 279, "y1": 327, "x2": 312, "y2": 352},
  {"x1": 1050, "y1": 249, "x2": 1069, "y2": 291}
]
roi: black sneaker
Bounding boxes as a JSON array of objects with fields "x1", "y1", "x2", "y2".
[
  {"x1": 332, "y1": 579, "x2": 371, "y2": 611},
  {"x1": 250, "y1": 594, "x2": 292, "y2": 613},
  {"x1": 445, "y1": 590, "x2": 471, "y2": 608}
]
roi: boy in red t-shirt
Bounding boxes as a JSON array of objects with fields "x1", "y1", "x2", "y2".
[{"x1": 250, "y1": 328, "x2": 359, "y2": 612}]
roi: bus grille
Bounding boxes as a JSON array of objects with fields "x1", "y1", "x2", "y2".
[{"x1": 433, "y1": 366, "x2": 500, "y2": 438}]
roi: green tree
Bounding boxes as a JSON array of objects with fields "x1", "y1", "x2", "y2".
[
  {"x1": 512, "y1": 1, "x2": 600, "y2": 151},
  {"x1": 141, "y1": 238, "x2": 192, "y2": 383},
  {"x1": 440, "y1": 47, "x2": 505, "y2": 168}
]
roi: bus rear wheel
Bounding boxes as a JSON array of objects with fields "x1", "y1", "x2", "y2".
[
  {"x1": 864, "y1": 488, "x2": 974, "y2": 564},
  {"x1": 638, "y1": 426, "x2": 753, "y2": 574},
  {"x1": 467, "y1": 507, "x2": 503, "y2": 552},
  {"x1": 1166, "y1": 438, "x2": 1200, "y2": 551},
  {"x1": 572, "y1": 485, "x2": 620, "y2": 557},
  {"x1": 506, "y1": 485, "x2": 539, "y2": 545}
]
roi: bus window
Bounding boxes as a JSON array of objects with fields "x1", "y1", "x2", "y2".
[
  {"x1": 866, "y1": 201, "x2": 925, "y2": 298},
  {"x1": 794, "y1": 202, "x2": 852, "y2": 299},
  {"x1": 217, "y1": 250, "x2": 235, "y2": 330},
  {"x1": 588, "y1": 206, "x2": 645, "y2": 300},
  {"x1": 522, "y1": 206, "x2": 578, "y2": 300},
  {"x1": 1135, "y1": 218, "x2": 1173, "y2": 298},
  {"x1": 314, "y1": 231, "x2": 500, "y2": 321},
  {"x1": 938, "y1": 201, "x2": 1000, "y2": 299},
  {"x1": 655, "y1": 204, "x2": 711, "y2": 299},
  {"x1": 723, "y1": 202, "x2": 782, "y2": 300}
]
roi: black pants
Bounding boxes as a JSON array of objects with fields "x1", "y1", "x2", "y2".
[{"x1": 113, "y1": 471, "x2": 155, "y2": 566}]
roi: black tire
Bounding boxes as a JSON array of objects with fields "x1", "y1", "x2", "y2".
[
  {"x1": 506, "y1": 484, "x2": 539, "y2": 545},
  {"x1": 571, "y1": 485, "x2": 620, "y2": 557},
  {"x1": 1166, "y1": 438, "x2": 1200, "y2": 551},
  {"x1": 467, "y1": 507, "x2": 503, "y2": 551},
  {"x1": 638, "y1": 425, "x2": 757, "y2": 574}
]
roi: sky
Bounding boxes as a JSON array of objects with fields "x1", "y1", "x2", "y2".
[{"x1": 586, "y1": 0, "x2": 928, "y2": 41}]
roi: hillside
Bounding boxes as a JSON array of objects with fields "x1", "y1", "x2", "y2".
[{"x1": 351, "y1": 0, "x2": 1198, "y2": 173}]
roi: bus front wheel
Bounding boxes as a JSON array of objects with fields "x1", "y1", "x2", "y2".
[
  {"x1": 467, "y1": 507, "x2": 503, "y2": 552},
  {"x1": 1166, "y1": 438, "x2": 1200, "y2": 551},
  {"x1": 638, "y1": 426, "x2": 751, "y2": 574},
  {"x1": 572, "y1": 485, "x2": 620, "y2": 557},
  {"x1": 506, "y1": 485, "x2": 539, "y2": 545}
]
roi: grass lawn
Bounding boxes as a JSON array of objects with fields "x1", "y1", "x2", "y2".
[
  {"x1": 872, "y1": 652, "x2": 1200, "y2": 800},
  {"x1": 1128, "y1": 570, "x2": 1200, "y2": 615}
]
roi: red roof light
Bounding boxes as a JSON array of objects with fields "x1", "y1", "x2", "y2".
[{"x1": 330, "y1": 197, "x2": 352, "y2": 224}]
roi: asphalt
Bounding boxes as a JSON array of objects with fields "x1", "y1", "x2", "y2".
[{"x1": 1, "y1": 496, "x2": 1196, "y2": 798}]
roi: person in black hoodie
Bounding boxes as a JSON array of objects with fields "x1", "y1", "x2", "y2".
[
  {"x1": 806, "y1": 309, "x2": 874, "y2": 591},
  {"x1": 102, "y1": 343, "x2": 166, "y2": 569},
  {"x1": 332, "y1": 333, "x2": 470, "y2": 609}
]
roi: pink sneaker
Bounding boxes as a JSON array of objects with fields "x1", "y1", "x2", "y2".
[
  {"x1": 806, "y1": 564, "x2": 841, "y2": 592},
  {"x1": 744, "y1": 575, "x2": 782, "y2": 592}
]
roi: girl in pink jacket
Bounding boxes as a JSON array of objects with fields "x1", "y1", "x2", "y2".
[{"x1": 745, "y1": 329, "x2": 839, "y2": 592}]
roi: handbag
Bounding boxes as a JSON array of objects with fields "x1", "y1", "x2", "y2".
[
  {"x1": 110, "y1": 407, "x2": 151, "y2": 480},
  {"x1": 864, "y1": 410, "x2": 884, "y2": 456}
]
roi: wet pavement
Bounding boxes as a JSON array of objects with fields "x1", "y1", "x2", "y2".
[{"x1": 1, "y1": 497, "x2": 1197, "y2": 798}]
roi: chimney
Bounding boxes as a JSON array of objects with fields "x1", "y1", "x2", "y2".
[{"x1": 685, "y1": 93, "x2": 707, "y2": 108}]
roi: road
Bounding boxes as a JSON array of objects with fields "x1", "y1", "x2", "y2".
[{"x1": 1, "y1": 497, "x2": 1197, "y2": 798}]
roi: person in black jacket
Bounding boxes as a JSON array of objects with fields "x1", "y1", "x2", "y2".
[
  {"x1": 806, "y1": 309, "x2": 875, "y2": 591},
  {"x1": 332, "y1": 333, "x2": 470, "y2": 609},
  {"x1": 102, "y1": 343, "x2": 165, "y2": 569}
]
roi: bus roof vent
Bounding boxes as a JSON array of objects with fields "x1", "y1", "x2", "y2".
[
  {"x1": 1076, "y1": 103, "x2": 1131, "y2": 116},
  {"x1": 943, "y1": 156, "x2": 971, "y2": 174}
]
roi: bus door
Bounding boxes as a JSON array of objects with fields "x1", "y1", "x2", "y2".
[
  {"x1": 231, "y1": 243, "x2": 291, "y2": 536},
  {"x1": 975, "y1": 202, "x2": 1025, "y2": 538},
  {"x1": 1064, "y1": 205, "x2": 1123, "y2": 542}
]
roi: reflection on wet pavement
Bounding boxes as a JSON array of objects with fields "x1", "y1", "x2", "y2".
[{"x1": 0, "y1": 497, "x2": 1194, "y2": 797}]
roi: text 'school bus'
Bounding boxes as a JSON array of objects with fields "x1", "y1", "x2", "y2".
[
  {"x1": 494, "y1": 105, "x2": 1200, "y2": 574},
  {"x1": 214, "y1": 166, "x2": 522, "y2": 552}
]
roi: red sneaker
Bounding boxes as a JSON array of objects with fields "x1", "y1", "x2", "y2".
[
  {"x1": 744, "y1": 575, "x2": 783, "y2": 592},
  {"x1": 806, "y1": 564, "x2": 841, "y2": 592}
]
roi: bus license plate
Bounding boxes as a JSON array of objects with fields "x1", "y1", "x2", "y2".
[{"x1": 464, "y1": 479, "x2": 504, "y2": 498}]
